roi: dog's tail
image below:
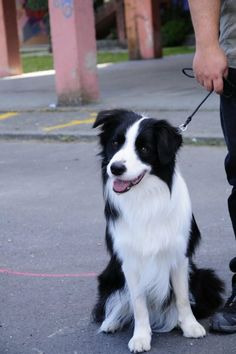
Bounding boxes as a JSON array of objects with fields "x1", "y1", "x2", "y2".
[{"x1": 189, "y1": 262, "x2": 225, "y2": 319}]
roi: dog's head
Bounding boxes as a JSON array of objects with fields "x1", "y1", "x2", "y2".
[{"x1": 93, "y1": 109, "x2": 182, "y2": 193}]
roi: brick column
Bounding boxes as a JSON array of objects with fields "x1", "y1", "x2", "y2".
[
  {"x1": 48, "y1": 0, "x2": 99, "y2": 105},
  {"x1": 0, "y1": 0, "x2": 22, "y2": 77},
  {"x1": 116, "y1": 0, "x2": 126, "y2": 46},
  {"x1": 124, "y1": 0, "x2": 162, "y2": 60}
]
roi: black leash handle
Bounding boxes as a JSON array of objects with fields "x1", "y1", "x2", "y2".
[
  {"x1": 179, "y1": 68, "x2": 213, "y2": 132},
  {"x1": 182, "y1": 68, "x2": 195, "y2": 79}
]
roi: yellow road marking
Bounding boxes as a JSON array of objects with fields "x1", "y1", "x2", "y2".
[
  {"x1": 43, "y1": 118, "x2": 95, "y2": 132},
  {"x1": 0, "y1": 112, "x2": 18, "y2": 121}
]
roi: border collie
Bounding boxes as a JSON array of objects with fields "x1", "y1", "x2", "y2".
[{"x1": 92, "y1": 109, "x2": 224, "y2": 353}]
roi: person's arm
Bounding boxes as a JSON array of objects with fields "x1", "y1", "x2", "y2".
[{"x1": 188, "y1": 0, "x2": 228, "y2": 94}]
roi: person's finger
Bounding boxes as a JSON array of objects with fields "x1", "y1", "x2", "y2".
[
  {"x1": 203, "y1": 79, "x2": 213, "y2": 92},
  {"x1": 195, "y1": 73, "x2": 204, "y2": 87},
  {"x1": 213, "y1": 77, "x2": 224, "y2": 94},
  {"x1": 223, "y1": 67, "x2": 229, "y2": 79}
]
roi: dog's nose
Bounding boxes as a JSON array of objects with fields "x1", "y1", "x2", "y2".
[{"x1": 110, "y1": 162, "x2": 127, "y2": 176}]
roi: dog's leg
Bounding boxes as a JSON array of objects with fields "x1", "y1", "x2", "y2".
[
  {"x1": 171, "y1": 257, "x2": 206, "y2": 338},
  {"x1": 123, "y1": 263, "x2": 152, "y2": 353}
]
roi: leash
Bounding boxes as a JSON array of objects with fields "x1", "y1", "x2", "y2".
[
  {"x1": 179, "y1": 68, "x2": 236, "y2": 132},
  {"x1": 179, "y1": 68, "x2": 213, "y2": 132}
]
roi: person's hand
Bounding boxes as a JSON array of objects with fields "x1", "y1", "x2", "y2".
[{"x1": 193, "y1": 45, "x2": 228, "y2": 94}]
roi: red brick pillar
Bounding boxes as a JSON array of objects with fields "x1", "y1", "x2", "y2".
[
  {"x1": 0, "y1": 0, "x2": 22, "y2": 77},
  {"x1": 48, "y1": 0, "x2": 99, "y2": 105},
  {"x1": 124, "y1": 0, "x2": 162, "y2": 60},
  {"x1": 116, "y1": 0, "x2": 126, "y2": 46}
]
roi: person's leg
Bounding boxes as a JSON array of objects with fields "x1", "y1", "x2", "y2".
[
  {"x1": 220, "y1": 68, "x2": 236, "y2": 271},
  {"x1": 211, "y1": 68, "x2": 236, "y2": 332}
]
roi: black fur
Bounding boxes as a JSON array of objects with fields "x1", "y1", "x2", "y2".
[
  {"x1": 92, "y1": 255, "x2": 125, "y2": 323},
  {"x1": 186, "y1": 215, "x2": 201, "y2": 257},
  {"x1": 190, "y1": 264, "x2": 225, "y2": 319}
]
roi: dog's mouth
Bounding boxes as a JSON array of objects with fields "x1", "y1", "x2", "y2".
[{"x1": 113, "y1": 172, "x2": 146, "y2": 193}]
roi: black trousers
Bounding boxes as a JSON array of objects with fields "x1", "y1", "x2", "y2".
[{"x1": 220, "y1": 68, "x2": 236, "y2": 273}]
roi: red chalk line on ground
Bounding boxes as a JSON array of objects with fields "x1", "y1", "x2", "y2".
[{"x1": 0, "y1": 268, "x2": 97, "y2": 278}]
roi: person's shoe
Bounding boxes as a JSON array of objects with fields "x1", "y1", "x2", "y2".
[{"x1": 210, "y1": 274, "x2": 236, "y2": 333}]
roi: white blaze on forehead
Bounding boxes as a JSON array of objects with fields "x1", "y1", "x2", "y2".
[
  {"x1": 113, "y1": 116, "x2": 147, "y2": 161},
  {"x1": 125, "y1": 116, "x2": 148, "y2": 149},
  {"x1": 107, "y1": 116, "x2": 150, "y2": 181}
]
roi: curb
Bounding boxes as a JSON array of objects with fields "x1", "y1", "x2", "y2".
[
  {"x1": 0, "y1": 132, "x2": 226, "y2": 146},
  {"x1": 0, "y1": 132, "x2": 98, "y2": 143},
  {"x1": 183, "y1": 136, "x2": 226, "y2": 146},
  {"x1": 0, "y1": 107, "x2": 220, "y2": 114}
]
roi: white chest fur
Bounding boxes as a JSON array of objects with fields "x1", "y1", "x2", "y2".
[{"x1": 106, "y1": 170, "x2": 192, "y2": 262}]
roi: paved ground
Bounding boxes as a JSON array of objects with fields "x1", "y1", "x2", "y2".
[{"x1": 1, "y1": 141, "x2": 236, "y2": 354}]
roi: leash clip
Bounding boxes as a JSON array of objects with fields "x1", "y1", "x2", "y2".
[{"x1": 178, "y1": 123, "x2": 188, "y2": 132}]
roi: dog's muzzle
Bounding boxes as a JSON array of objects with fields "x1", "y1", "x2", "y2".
[{"x1": 110, "y1": 162, "x2": 127, "y2": 176}]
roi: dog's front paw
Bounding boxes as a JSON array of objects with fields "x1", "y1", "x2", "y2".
[
  {"x1": 128, "y1": 333, "x2": 151, "y2": 353},
  {"x1": 100, "y1": 319, "x2": 119, "y2": 333},
  {"x1": 181, "y1": 319, "x2": 206, "y2": 338}
]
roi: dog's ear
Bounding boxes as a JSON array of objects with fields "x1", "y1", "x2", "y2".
[
  {"x1": 93, "y1": 109, "x2": 129, "y2": 128},
  {"x1": 155, "y1": 121, "x2": 182, "y2": 165}
]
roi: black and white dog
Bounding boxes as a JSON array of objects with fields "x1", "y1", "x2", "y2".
[{"x1": 92, "y1": 109, "x2": 224, "y2": 353}]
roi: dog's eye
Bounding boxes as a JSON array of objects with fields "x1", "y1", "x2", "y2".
[
  {"x1": 140, "y1": 146, "x2": 149, "y2": 154},
  {"x1": 112, "y1": 140, "x2": 119, "y2": 148}
]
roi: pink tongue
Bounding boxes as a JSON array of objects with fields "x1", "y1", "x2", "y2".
[{"x1": 113, "y1": 179, "x2": 131, "y2": 193}]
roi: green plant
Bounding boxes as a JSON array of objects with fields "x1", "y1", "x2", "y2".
[
  {"x1": 25, "y1": 0, "x2": 48, "y2": 11},
  {"x1": 160, "y1": 2, "x2": 193, "y2": 47},
  {"x1": 161, "y1": 19, "x2": 188, "y2": 47}
]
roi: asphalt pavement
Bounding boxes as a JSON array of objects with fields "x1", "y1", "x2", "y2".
[
  {"x1": 0, "y1": 141, "x2": 236, "y2": 354},
  {"x1": 0, "y1": 55, "x2": 236, "y2": 354}
]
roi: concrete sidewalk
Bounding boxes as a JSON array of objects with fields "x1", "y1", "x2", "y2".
[{"x1": 0, "y1": 54, "x2": 223, "y2": 143}]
